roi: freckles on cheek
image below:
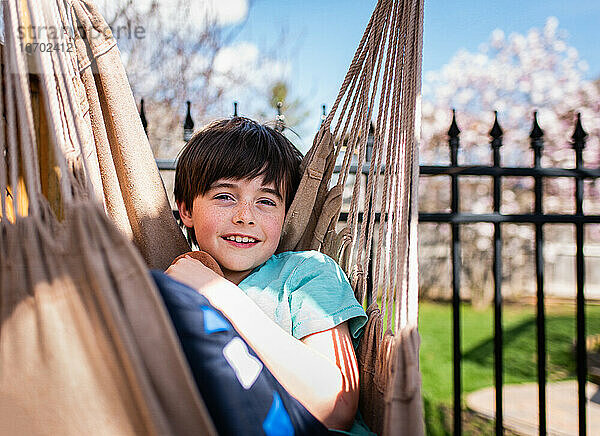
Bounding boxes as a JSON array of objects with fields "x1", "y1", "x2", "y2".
[
  {"x1": 267, "y1": 215, "x2": 285, "y2": 235},
  {"x1": 195, "y1": 210, "x2": 224, "y2": 234}
]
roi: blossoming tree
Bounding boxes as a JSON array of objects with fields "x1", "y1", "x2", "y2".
[{"x1": 419, "y1": 17, "x2": 600, "y2": 305}]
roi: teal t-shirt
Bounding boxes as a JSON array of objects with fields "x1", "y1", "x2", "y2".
[
  {"x1": 238, "y1": 250, "x2": 367, "y2": 342},
  {"x1": 239, "y1": 250, "x2": 376, "y2": 435}
]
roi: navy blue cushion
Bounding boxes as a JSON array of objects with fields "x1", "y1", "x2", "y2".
[{"x1": 151, "y1": 270, "x2": 329, "y2": 436}]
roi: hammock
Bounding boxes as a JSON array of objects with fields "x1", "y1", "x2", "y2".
[{"x1": 0, "y1": 0, "x2": 423, "y2": 434}]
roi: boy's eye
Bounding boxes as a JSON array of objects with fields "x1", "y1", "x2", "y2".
[
  {"x1": 258, "y1": 198, "x2": 277, "y2": 207},
  {"x1": 214, "y1": 193, "x2": 234, "y2": 201}
]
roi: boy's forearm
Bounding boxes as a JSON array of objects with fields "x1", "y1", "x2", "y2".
[{"x1": 201, "y1": 277, "x2": 354, "y2": 429}]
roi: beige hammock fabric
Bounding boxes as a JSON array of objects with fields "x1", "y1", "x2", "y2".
[
  {"x1": 0, "y1": 0, "x2": 215, "y2": 434},
  {"x1": 0, "y1": 203, "x2": 216, "y2": 436},
  {"x1": 71, "y1": 0, "x2": 189, "y2": 269},
  {"x1": 1, "y1": 0, "x2": 424, "y2": 434},
  {"x1": 279, "y1": 0, "x2": 425, "y2": 433}
]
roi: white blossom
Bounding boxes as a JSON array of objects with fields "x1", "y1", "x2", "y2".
[{"x1": 421, "y1": 17, "x2": 600, "y2": 169}]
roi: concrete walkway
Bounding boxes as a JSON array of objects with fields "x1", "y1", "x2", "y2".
[{"x1": 466, "y1": 381, "x2": 600, "y2": 435}]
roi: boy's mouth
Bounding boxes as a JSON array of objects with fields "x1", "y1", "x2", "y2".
[{"x1": 222, "y1": 234, "x2": 260, "y2": 247}]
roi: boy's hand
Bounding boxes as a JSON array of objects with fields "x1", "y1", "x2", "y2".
[
  {"x1": 170, "y1": 251, "x2": 224, "y2": 276},
  {"x1": 165, "y1": 255, "x2": 230, "y2": 302}
]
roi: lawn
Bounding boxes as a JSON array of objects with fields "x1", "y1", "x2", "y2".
[{"x1": 419, "y1": 301, "x2": 600, "y2": 435}]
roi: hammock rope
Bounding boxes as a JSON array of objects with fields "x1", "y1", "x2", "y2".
[
  {"x1": 283, "y1": 0, "x2": 422, "y2": 329},
  {"x1": 279, "y1": 0, "x2": 424, "y2": 432}
]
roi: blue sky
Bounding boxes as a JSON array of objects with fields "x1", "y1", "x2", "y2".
[{"x1": 231, "y1": 0, "x2": 600, "y2": 146}]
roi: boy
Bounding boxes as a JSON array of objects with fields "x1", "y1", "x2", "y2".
[{"x1": 167, "y1": 117, "x2": 369, "y2": 433}]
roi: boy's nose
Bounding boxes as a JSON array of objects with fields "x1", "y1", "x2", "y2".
[{"x1": 232, "y1": 202, "x2": 255, "y2": 225}]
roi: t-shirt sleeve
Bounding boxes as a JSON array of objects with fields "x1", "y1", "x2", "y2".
[{"x1": 287, "y1": 252, "x2": 368, "y2": 342}]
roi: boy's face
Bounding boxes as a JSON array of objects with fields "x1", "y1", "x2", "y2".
[{"x1": 178, "y1": 176, "x2": 286, "y2": 284}]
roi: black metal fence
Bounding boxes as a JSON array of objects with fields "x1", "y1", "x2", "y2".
[
  {"x1": 420, "y1": 110, "x2": 594, "y2": 436},
  {"x1": 149, "y1": 101, "x2": 594, "y2": 435}
]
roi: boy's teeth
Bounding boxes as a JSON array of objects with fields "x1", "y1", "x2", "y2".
[{"x1": 225, "y1": 235, "x2": 256, "y2": 243}]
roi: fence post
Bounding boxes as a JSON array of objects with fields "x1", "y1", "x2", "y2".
[
  {"x1": 530, "y1": 111, "x2": 547, "y2": 436},
  {"x1": 572, "y1": 113, "x2": 588, "y2": 436},
  {"x1": 448, "y1": 109, "x2": 462, "y2": 436},
  {"x1": 275, "y1": 101, "x2": 285, "y2": 132},
  {"x1": 489, "y1": 111, "x2": 504, "y2": 435},
  {"x1": 139, "y1": 99, "x2": 148, "y2": 135},
  {"x1": 183, "y1": 100, "x2": 194, "y2": 142}
]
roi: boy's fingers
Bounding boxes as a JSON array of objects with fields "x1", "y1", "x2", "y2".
[{"x1": 178, "y1": 255, "x2": 208, "y2": 270}]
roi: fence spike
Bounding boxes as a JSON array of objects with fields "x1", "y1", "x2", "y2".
[
  {"x1": 183, "y1": 100, "x2": 194, "y2": 142},
  {"x1": 448, "y1": 109, "x2": 460, "y2": 166},
  {"x1": 139, "y1": 98, "x2": 147, "y2": 134},
  {"x1": 320, "y1": 104, "x2": 327, "y2": 125},
  {"x1": 233, "y1": 101, "x2": 238, "y2": 117},
  {"x1": 489, "y1": 111, "x2": 503, "y2": 141},
  {"x1": 571, "y1": 113, "x2": 587, "y2": 149},
  {"x1": 275, "y1": 101, "x2": 285, "y2": 132},
  {"x1": 447, "y1": 109, "x2": 460, "y2": 138},
  {"x1": 530, "y1": 111, "x2": 544, "y2": 167},
  {"x1": 529, "y1": 111, "x2": 544, "y2": 141}
]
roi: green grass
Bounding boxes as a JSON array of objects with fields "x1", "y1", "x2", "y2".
[{"x1": 419, "y1": 301, "x2": 600, "y2": 435}]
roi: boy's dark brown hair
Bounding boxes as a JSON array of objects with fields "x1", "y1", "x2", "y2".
[{"x1": 174, "y1": 117, "x2": 303, "y2": 246}]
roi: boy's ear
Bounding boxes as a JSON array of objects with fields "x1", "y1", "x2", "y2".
[{"x1": 177, "y1": 201, "x2": 194, "y2": 228}]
